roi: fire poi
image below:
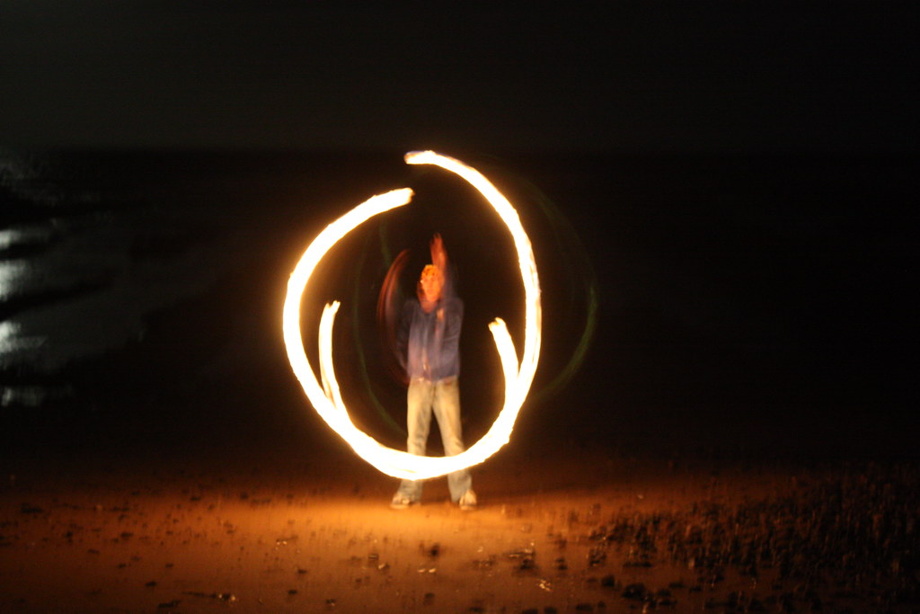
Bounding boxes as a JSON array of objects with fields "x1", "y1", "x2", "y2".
[{"x1": 282, "y1": 151, "x2": 542, "y2": 480}]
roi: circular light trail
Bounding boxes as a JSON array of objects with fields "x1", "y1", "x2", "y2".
[{"x1": 283, "y1": 151, "x2": 542, "y2": 480}]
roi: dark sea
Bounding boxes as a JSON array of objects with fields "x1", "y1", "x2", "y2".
[{"x1": 1, "y1": 148, "x2": 916, "y2": 463}]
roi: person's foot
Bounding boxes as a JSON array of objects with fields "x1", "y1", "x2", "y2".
[
  {"x1": 390, "y1": 494, "x2": 418, "y2": 510},
  {"x1": 458, "y1": 489, "x2": 477, "y2": 511}
]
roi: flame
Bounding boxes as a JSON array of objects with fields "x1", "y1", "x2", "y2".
[{"x1": 283, "y1": 152, "x2": 541, "y2": 480}]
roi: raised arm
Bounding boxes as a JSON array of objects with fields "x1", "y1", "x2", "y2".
[{"x1": 430, "y1": 233, "x2": 447, "y2": 273}]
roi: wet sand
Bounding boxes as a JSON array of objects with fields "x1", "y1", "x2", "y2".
[{"x1": 2, "y1": 427, "x2": 917, "y2": 614}]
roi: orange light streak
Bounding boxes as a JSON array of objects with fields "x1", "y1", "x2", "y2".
[{"x1": 283, "y1": 152, "x2": 541, "y2": 480}]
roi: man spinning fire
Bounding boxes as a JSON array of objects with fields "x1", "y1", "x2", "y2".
[{"x1": 388, "y1": 234, "x2": 477, "y2": 511}]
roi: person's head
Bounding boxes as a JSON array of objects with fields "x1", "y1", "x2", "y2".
[{"x1": 418, "y1": 264, "x2": 444, "y2": 304}]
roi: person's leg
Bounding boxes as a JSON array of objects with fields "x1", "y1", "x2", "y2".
[
  {"x1": 432, "y1": 377, "x2": 471, "y2": 502},
  {"x1": 395, "y1": 378, "x2": 433, "y2": 502}
]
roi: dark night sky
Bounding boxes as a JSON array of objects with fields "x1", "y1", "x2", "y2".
[
  {"x1": 1, "y1": 2, "x2": 917, "y2": 153},
  {"x1": 0, "y1": 3, "x2": 917, "y2": 459}
]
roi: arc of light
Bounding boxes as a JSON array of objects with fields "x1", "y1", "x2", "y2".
[{"x1": 283, "y1": 151, "x2": 542, "y2": 480}]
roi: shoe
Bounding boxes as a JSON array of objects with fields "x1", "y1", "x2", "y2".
[
  {"x1": 390, "y1": 495, "x2": 417, "y2": 510},
  {"x1": 458, "y1": 489, "x2": 477, "y2": 511}
]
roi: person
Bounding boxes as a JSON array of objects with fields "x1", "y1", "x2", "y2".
[{"x1": 390, "y1": 234, "x2": 476, "y2": 511}]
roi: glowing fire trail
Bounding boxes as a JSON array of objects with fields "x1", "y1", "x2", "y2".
[{"x1": 283, "y1": 152, "x2": 541, "y2": 480}]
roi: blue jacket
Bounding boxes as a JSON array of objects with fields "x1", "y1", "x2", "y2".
[{"x1": 398, "y1": 296, "x2": 463, "y2": 382}]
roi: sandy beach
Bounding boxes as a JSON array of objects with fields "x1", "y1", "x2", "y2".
[{"x1": 2, "y1": 422, "x2": 917, "y2": 613}]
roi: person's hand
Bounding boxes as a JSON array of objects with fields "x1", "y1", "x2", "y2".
[{"x1": 430, "y1": 233, "x2": 447, "y2": 272}]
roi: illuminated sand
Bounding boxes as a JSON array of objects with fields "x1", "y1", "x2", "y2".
[{"x1": 1, "y1": 439, "x2": 916, "y2": 613}]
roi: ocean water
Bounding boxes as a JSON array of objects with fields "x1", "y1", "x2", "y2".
[{"x1": 1, "y1": 148, "x2": 915, "y2": 458}]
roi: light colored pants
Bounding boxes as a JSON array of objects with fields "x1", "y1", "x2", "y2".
[{"x1": 396, "y1": 376, "x2": 472, "y2": 502}]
